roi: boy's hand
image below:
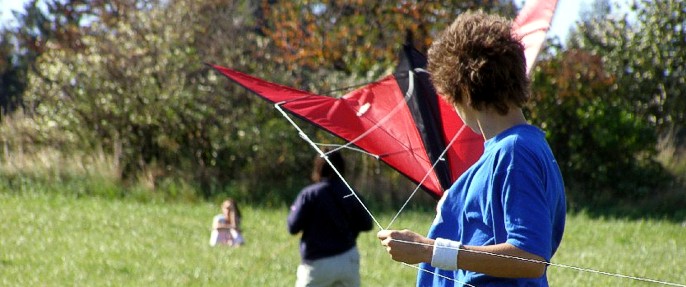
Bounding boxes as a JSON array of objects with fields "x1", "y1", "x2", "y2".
[{"x1": 377, "y1": 229, "x2": 434, "y2": 264}]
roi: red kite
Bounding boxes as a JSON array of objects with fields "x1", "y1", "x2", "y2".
[{"x1": 210, "y1": 0, "x2": 558, "y2": 199}]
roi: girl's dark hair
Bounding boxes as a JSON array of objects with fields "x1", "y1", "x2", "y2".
[
  {"x1": 311, "y1": 150, "x2": 345, "y2": 182},
  {"x1": 427, "y1": 10, "x2": 529, "y2": 115},
  {"x1": 223, "y1": 198, "x2": 241, "y2": 221}
]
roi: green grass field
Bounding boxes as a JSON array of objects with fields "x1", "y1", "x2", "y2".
[{"x1": 1, "y1": 192, "x2": 684, "y2": 286}]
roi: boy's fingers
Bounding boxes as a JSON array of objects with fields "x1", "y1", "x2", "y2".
[{"x1": 377, "y1": 229, "x2": 391, "y2": 240}]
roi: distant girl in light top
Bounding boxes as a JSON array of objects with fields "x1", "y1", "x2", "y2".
[{"x1": 209, "y1": 198, "x2": 244, "y2": 247}]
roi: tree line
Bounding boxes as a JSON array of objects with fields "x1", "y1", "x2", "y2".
[{"x1": 0, "y1": 0, "x2": 684, "y2": 214}]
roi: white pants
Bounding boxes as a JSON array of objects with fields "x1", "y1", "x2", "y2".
[{"x1": 295, "y1": 247, "x2": 361, "y2": 287}]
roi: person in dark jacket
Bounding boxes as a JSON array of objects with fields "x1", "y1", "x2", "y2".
[{"x1": 287, "y1": 150, "x2": 373, "y2": 287}]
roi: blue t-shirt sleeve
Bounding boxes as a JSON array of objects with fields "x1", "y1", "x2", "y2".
[{"x1": 500, "y1": 165, "x2": 554, "y2": 261}]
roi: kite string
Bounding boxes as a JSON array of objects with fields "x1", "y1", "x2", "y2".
[
  {"x1": 384, "y1": 123, "x2": 467, "y2": 230},
  {"x1": 401, "y1": 262, "x2": 476, "y2": 287},
  {"x1": 275, "y1": 69, "x2": 450, "y2": 229},
  {"x1": 274, "y1": 70, "x2": 432, "y2": 231},
  {"x1": 274, "y1": 98, "x2": 477, "y2": 287},
  {"x1": 274, "y1": 103, "x2": 384, "y2": 230},
  {"x1": 309, "y1": 142, "x2": 379, "y2": 158}
]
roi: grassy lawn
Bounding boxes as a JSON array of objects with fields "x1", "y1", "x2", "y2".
[{"x1": 1, "y1": 192, "x2": 684, "y2": 286}]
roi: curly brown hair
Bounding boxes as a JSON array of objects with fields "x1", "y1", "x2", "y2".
[{"x1": 427, "y1": 10, "x2": 529, "y2": 115}]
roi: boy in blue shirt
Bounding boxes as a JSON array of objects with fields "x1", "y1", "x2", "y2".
[{"x1": 377, "y1": 10, "x2": 566, "y2": 287}]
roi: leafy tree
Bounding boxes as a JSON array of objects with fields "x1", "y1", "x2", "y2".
[
  {"x1": 184, "y1": 0, "x2": 318, "y2": 200},
  {"x1": 528, "y1": 0, "x2": 682, "y2": 209},
  {"x1": 2, "y1": 0, "x2": 140, "y2": 140},
  {"x1": 571, "y1": 0, "x2": 686, "y2": 140},
  {"x1": 1, "y1": 0, "x2": 94, "y2": 151},
  {"x1": 530, "y1": 46, "x2": 667, "y2": 208},
  {"x1": 260, "y1": 0, "x2": 517, "y2": 76},
  {"x1": 16, "y1": 0, "x2": 315, "y2": 202},
  {"x1": 22, "y1": 1, "x2": 202, "y2": 181}
]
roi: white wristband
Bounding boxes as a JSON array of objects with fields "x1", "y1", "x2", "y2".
[{"x1": 431, "y1": 237, "x2": 461, "y2": 270}]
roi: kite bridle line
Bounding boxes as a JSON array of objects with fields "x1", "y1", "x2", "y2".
[
  {"x1": 272, "y1": 83, "x2": 686, "y2": 287},
  {"x1": 274, "y1": 102, "x2": 384, "y2": 230},
  {"x1": 384, "y1": 123, "x2": 466, "y2": 230},
  {"x1": 310, "y1": 142, "x2": 379, "y2": 159},
  {"x1": 274, "y1": 99, "x2": 475, "y2": 287},
  {"x1": 279, "y1": 69, "x2": 452, "y2": 223}
]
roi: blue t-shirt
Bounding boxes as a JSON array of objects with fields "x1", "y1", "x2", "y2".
[{"x1": 417, "y1": 124, "x2": 566, "y2": 287}]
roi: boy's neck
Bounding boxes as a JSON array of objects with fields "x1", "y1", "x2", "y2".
[{"x1": 475, "y1": 107, "x2": 527, "y2": 140}]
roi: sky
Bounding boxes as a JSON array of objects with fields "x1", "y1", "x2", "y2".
[
  {"x1": 0, "y1": 0, "x2": 26, "y2": 27},
  {"x1": 544, "y1": 0, "x2": 591, "y2": 41},
  {"x1": 0, "y1": 0, "x2": 595, "y2": 41}
]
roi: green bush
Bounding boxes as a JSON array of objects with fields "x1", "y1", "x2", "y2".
[{"x1": 529, "y1": 47, "x2": 673, "y2": 211}]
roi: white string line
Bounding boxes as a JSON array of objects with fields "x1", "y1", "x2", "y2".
[
  {"x1": 384, "y1": 123, "x2": 468, "y2": 230},
  {"x1": 382, "y1": 66, "x2": 461, "y2": 229},
  {"x1": 390, "y1": 239, "x2": 686, "y2": 287},
  {"x1": 306, "y1": 142, "x2": 379, "y2": 159},
  {"x1": 277, "y1": 68, "x2": 458, "y2": 230},
  {"x1": 273, "y1": 70, "x2": 432, "y2": 231},
  {"x1": 276, "y1": 95, "x2": 481, "y2": 287},
  {"x1": 400, "y1": 262, "x2": 476, "y2": 287},
  {"x1": 322, "y1": 71, "x2": 416, "y2": 158},
  {"x1": 274, "y1": 103, "x2": 384, "y2": 230}
]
